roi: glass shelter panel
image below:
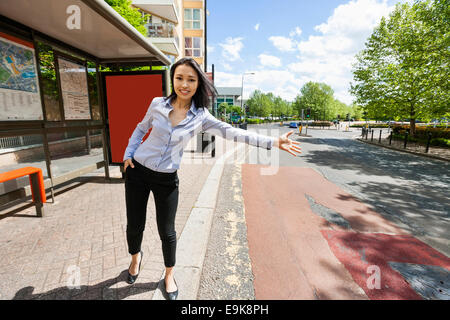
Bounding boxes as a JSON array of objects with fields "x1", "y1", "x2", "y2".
[
  {"x1": 87, "y1": 61, "x2": 101, "y2": 121},
  {"x1": 48, "y1": 129, "x2": 104, "y2": 179},
  {"x1": 37, "y1": 42, "x2": 61, "y2": 121},
  {"x1": 0, "y1": 133, "x2": 48, "y2": 200}
]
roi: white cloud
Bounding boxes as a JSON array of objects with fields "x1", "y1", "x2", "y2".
[
  {"x1": 258, "y1": 54, "x2": 282, "y2": 67},
  {"x1": 268, "y1": 36, "x2": 296, "y2": 52},
  {"x1": 289, "y1": 27, "x2": 302, "y2": 37},
  {"x1": 298, "y1": 0, "x2": 392, "y2": 57},
  {"x1": 254, "y1": 23, "x2": 260, "y2": 31},
  {"x1": 291, "y1": 0, "x2": 395, "y2": 104},
  {"x1": 219, "y1": 37, "x2": 244, "y2": 62},
  {"x1": 207, "y1": 45, "x2": 215, "y2": 53},
  {"x1": 215, "y1": 0, "x2": 399, "y2": 105},
  {"x1": 222, "y1": 62, "x2": 233, "y2": 71},
  {"x1": 314, "y1": 0, "x2": 390, "y2": 38}
]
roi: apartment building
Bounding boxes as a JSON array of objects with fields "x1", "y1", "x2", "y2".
[{"x1": 132, "y1": 0, "x2": 206, "y2": 70}]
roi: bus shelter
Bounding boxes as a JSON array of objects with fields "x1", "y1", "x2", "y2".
[{"x1": 0, "y1": 0, "x2": 171, "y2": 208}]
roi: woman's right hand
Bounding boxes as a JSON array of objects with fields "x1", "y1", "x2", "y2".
[{"x1": 124, "y1": 158, "x2": 135, "y2": 171}]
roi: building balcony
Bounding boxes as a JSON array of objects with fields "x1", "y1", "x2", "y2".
[
  {"x1": 132, "y1": 0, "x2": 180, "y2": 23},
  {"x1": 149, "y1": 37, "x2": 180, "y2": 56},
  {"x1": 145, "y1": 22, "x2": 180, "y2": 56}
]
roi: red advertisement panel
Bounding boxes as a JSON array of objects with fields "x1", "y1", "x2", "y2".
[{"x1": 104, "y1": 73, "x2": 163, "y2": 164}]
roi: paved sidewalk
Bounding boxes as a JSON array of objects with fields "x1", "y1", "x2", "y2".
[{"x1": 0, "y1": 148, "x2": 214, "y2": 300}]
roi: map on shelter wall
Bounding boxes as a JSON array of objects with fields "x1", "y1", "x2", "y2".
[
  {"x1": 0, "y1": 35, "x2": 43, "y2": 120},
  {"x1": 58, "y1": 57, "x2": 91, "y2": 120}
]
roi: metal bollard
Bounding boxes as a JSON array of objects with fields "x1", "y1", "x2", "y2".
[
  {"x1": 425, "y1": 132, "x2": 432, "y2": 153},
  {"x1": 379, "y1": 129, "x2": 382, "y2": 143},
  {"x1": 371, "y1": 130, "x2": 374, "y2": 142},
  {"x1": 389, "y1": 132, "x2": 393, "y2": 145},
  {"x1": 404, "y1": 130, "x2": 409, "y2": 149}
]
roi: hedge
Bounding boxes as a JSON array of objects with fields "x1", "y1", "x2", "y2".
[
  {"x1": 351, "y1": 124, "x2": 391, "y2": 128},
  {"x1": 391, "y1": 133, "x2": 450, "y2": 147},
  {"x1": 308, "y1": 121, "x2": 332, "y2": 127},
  {"x1": 246, "y1": 118, "x2": 262, "y2": 124},
  {"x1": 392, "y1": 125, "x2": 450, "y2": 139}
]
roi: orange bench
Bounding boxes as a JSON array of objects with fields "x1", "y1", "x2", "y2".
[{"x1": 0, "y1": 167, "x2": 46, "y2": 217}]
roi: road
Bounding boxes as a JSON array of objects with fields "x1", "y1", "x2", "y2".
[{"x1": 197, "y1": 123, "x2": 450, "y2": 300}]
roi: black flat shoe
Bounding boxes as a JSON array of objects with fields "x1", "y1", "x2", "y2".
[
  {"x1": 165, "y1": 277, "x2": 178, "y2": 300},
  {"x1": 126, "y1": 251, "x2": 143, "y2": 284}
]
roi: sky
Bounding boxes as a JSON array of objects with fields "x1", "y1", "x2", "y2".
[{"x1": 206, "y1": 0, "x2": 412, "y2": 105}]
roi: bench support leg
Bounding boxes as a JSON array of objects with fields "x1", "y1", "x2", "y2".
[{"x1": 30, "y1": 173, "x2": 44, "y2": 217}]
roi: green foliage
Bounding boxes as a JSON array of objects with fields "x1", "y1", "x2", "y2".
[
  {"x1": 246, "y1": 118, "x2": 262, "y2": 124},
  {"x1": 308, "y1": 121, "x2": 332, "y2": 127},
  {"x1": 351, "y1": 124, "x2": 391, "y2": 128},
  {"x1": 430, "y1": 138, "x2": 450, "y2": 147},
  {"x1": 350, "y1": 0, "x2": 450, "y2": 135},
  {"x1": 105, "y1": 0, "x2": 149, "y2": 36},
  {"x1": 247, "y1": 90, "x2": 271, "y2": 117},
  {"x1": 245, "y1": 84, "x2": 352, "y2": 121},
  {"x1": 218, "y1": 102, "x2": 230, "y2": 115},
  {"x1": 293, "y1": 82, "x2": 334, "y2": 120},
  {"x1": 391, "y1": 134, "x2": 449, "y2": 148},
  {"x1": 392, "y1": 125, "x2": 450, "y2": 139},
  {"x1": 229, "y1": 105, "x2": 243, "y2": 116},
  {"x1": 246, "y1": 90, "x2": 294, "y2": 118}
]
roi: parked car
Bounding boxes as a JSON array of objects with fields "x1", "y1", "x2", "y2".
[{"x1": 289, "y1": 122, "x2": 298, "y2": 128}]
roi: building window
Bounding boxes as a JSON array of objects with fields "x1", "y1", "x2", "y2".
[
  {"x1": 185, "y1": 37, "x2": 202, "y2": 57},
  {"x1": 184, "y1": 8, "x2": 201, "y2": 29}
]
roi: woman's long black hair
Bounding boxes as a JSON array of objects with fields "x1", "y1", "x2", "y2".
[{"x1": 166, "y1": 57, "x2": 217, "y2": 109}]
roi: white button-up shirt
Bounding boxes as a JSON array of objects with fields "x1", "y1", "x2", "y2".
[{"x1": 123, "y1": 97, "x2": 275, "y2": 173}]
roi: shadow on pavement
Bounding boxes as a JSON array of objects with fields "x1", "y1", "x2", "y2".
[
  {"x1": 346, "y1": 180, "x2": 450, "y2": 241},
  {"x1": 299, "y1": 137, "x2": 449, "y2": 186},
  {"x1": 12, "y1": 270, "x2": 160, "y2": 300},
  {"x1": 0, "y1": 176, "x2": 124, "y2": 220},
  {"x1": 297, "y1": 137, "x2": 450, "y2": 254}
]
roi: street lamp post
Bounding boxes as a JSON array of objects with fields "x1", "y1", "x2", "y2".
[{"x1": 241, "y1": 72, "x2": 255, "y2": 120}]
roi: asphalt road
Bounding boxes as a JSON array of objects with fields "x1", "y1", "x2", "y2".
[{"x1": 197, "y1": 123, "x2": 450, "y2": 299}]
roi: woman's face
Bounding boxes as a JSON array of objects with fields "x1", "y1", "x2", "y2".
[{"x1": 173, "y1": 64, "x2": 199, "y2": 102}]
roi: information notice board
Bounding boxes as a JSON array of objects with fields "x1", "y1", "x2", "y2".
[
  {"x1": 0, "y1": 32, "x2": 43, "y2": 121},
  {"x1": 58, "y1": 57, "x2": 91, "y2": 120}
]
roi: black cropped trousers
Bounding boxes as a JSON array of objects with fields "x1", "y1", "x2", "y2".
[{"x1": 125, "y1": 158, "x2": 179, "y2": 268}]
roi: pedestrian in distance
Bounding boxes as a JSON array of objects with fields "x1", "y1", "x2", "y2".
[{"x1": 123, "y1": 57, "x2": 302, "y2": 300}]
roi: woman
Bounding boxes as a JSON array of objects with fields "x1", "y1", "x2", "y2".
[{"x1": 123, "y1": 57, "x2": 301, "y2": 300}]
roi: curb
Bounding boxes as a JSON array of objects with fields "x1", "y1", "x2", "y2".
[
  {"x1": 356, "y1": 138, "x2": 449, "y2": 162},
  {"x1": 152, "y1": 143, "x2": 246, "y2": 300}
]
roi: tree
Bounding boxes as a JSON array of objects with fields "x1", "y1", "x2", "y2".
[
  {"x1": 105, "y1": 0, "x2": 149, "y2": 36},
  {"x1": 247, "y1": 90, "x2": 271, "y2": 117},
  {"x1": 218, "y1": 102, "x2": 230, "y2": 117},
  {"x1": 229, "y1": 105, "x2": 243, "y2": 116},
  {"x1": 350, "y1": 0, "x2": 449, "y2": 135},
  {"x1": 295, "y1": 82, "x2": 334, "y2": 120},
  {"x1": 246, "y1": 90, "x2": 294, "y2": 119},
  {"x1": 350, "y1": 103, "x2": 364, "y2": 120},
  {"x1": 328, "y1": 98, "x2": 348, "y2": 120}
]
